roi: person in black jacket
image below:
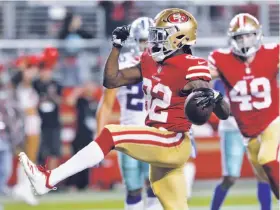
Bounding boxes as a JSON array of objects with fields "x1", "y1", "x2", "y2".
[{"x1": 33, "y1": 49, "x2": 62, "y2": 170}]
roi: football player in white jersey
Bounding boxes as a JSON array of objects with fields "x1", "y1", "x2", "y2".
[{"x1": 96, "y1": 17, "x2": 163, "y2": 210}]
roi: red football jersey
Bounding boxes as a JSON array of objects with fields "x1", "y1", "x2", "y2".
[
  {"x1": 209, "y1": 44, "x2": 279, "y2": 137},
  {"x1": 140, "y1": 52, "x2": 212, "y2": 132}
]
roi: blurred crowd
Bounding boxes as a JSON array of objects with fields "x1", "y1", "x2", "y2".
[{"x1": 0, "y1": 43, "x2": 105, "y2": 203}]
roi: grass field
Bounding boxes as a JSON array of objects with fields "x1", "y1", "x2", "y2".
[
  {"x1": 3, "y1": 197, "x2": 279, "y2": 210},
  {"x1": 3, "y1": 194, "x2": 279, "y2": 210},
  {"x1": 2, "y1": 179, "x2": 279, "y2": 210}
]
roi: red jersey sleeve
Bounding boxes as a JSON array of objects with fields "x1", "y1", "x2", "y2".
[{"x1": 185, "y1": 57, "x2": 212, "y2": 82}]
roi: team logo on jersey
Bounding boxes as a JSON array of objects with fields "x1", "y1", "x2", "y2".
[{"x1": 167, "y1": 12, "x2": 189, "y2": 23}]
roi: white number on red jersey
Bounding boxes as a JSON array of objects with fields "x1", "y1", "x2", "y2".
[
  {"x1": 229, "y1": 77, "x2": 272, "y2": 111},
  {"x1": 143, "y1": 78, "x2": 172, "y2": 122}
]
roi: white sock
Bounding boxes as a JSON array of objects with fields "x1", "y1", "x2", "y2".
[
  {"x1": 49, "y1": 141, "x2": 104, "y2": 186},
  {"x1": 183, "y1": 162, "x2": 196, "y2": 199},
  {"x1": 145, "y1": 197, "x2": 163, "y2": 210},
  {"x1": 125, "y1": 200, "x2": 144, "y2": 210}
]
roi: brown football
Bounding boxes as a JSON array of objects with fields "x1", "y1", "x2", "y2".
[{"x1": 184, "y1": 91, "x2": 214, "y2": 125}]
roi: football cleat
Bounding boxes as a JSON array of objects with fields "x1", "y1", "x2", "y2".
[{"x1": 18, "y1": 152, "x2": 56, "y2": 195}]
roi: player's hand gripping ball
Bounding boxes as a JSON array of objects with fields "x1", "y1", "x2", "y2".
[
  {"x1": 184, "y1": 88, "x2": 223, "y2": 125},
  {"x1": 112, "y1": 25, "x2": 131, "y2": 49}
]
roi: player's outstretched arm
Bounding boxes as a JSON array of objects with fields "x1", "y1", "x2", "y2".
[
  {"x1": 103, "y1": 25, "x2": 142, "y2": 89},
  {"x1": 183, "y1": 80, "x2": 230, "y2": 120},
  {"x1": 103, "y1": 48, "x2": 142, "y2": 88},
  {"x1": 96, "y1": 88, "x2": 118, "y2": 135}
]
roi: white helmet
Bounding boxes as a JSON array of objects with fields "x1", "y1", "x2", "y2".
[{"x1": 129, "y1": 17, "x2": 154, "y2": 53}]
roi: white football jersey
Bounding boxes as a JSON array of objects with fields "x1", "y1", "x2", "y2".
[{"x1": 117, "y1": 52, "x2": 147, "y2": 125}]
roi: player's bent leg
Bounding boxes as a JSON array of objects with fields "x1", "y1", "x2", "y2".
[
  {"x1": 211, "y1": 130, "x2": 244, "y2": 210},
  {"x1": 143, "y1": 164, "x2": 163, "y2": 210},
  {"x1": 258, "y1": 117, "x2": 280, "y2": 199},
  {"x1": 107, "y1": 125, "x2": 192, "y2": 168},
  {"x1": 118, "y1": 152, "x2": 144, "y2": 210},
  {"x1": 19, "y1": 132, "x2": 109, "y2": 195},
  {"x1": 19, "y1": 124, "x2": 191, "y2": 196},
  {"x1": 150, "y1": 165, "x2": 188, "y2": 210},
  {"x1": 247, "y1": 138, "x2": 269, "y2": 182},
  {"x1": 247, "y1": 138, "x2": 272, "y2": 209}
]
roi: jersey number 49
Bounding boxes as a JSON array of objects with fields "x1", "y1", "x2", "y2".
[{"x1": 229, "y1": 77, "x2": 272, "y2": 111}]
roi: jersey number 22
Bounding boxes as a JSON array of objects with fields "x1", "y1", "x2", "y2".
[{"x1": 126, "y1": 82, "x2": 144, "y2": 111}]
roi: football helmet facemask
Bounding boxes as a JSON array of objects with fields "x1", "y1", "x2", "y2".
[
  {"x1": 228, "y1": 13, "x2": 262, "y2": 57},
  {"x1": 148, "y1": 8, "x2": 197, "y2": 62}
]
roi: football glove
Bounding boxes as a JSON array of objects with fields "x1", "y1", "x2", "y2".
[
  {"x1": 192, "y1": 87, "x2": 223, "y2": 108},
  {"x1": 112, "y1": 25, "x2": 130, "y2": 49}
]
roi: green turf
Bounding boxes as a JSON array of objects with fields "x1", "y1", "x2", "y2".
[{"x1": 5, "y1": 195, "x2": 275, "y2": 210}]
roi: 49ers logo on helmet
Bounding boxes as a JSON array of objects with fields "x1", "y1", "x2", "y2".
[{"x1": 168, "y1": 12, "x2": 189, "y2": 23}]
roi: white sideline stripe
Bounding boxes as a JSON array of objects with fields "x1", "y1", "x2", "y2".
[
  {"x1": 185, "y1": 72, "x2": 212, "y2": 79},
  {"x1": 188, "y1": 65, "x2": 210, "y2": 71},
  {"x1": 113, "y1": 133, "x2": 183, "y2": 144}
]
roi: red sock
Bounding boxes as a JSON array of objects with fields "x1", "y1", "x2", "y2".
[
  {"x1": 263, "y1": 160, "x2": 279, "y2": 199},
  {"x1": 95, "y1": 128, "x2": 115, "y2": 155}
]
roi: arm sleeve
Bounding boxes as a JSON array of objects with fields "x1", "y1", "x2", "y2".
[{"x1": 185, "y1": 59, "x2": 212, "y2": 82}]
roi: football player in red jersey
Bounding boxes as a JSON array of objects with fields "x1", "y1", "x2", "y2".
[
  {"x1": 208, "y1": 13, "x2": 279, "y2": 207},
  {"x1": 18, "y1": 8, "x2": 230, "y2": 210}
]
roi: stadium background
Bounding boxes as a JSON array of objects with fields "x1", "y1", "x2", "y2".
[{"x1": 0, "y1": 0, "x2": 279, "y2": 210}]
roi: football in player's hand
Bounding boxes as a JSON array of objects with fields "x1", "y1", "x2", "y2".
[{"x1": 184, "y1": 91, "x2": 214, "y2": 125}]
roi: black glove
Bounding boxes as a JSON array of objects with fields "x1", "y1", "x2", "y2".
[
  {"x1": 112, "y1": 25, "x2": 130, "y2": 49},
  {"x1": 192, "y1": 87, "x2": 223, "y2": 108}
]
